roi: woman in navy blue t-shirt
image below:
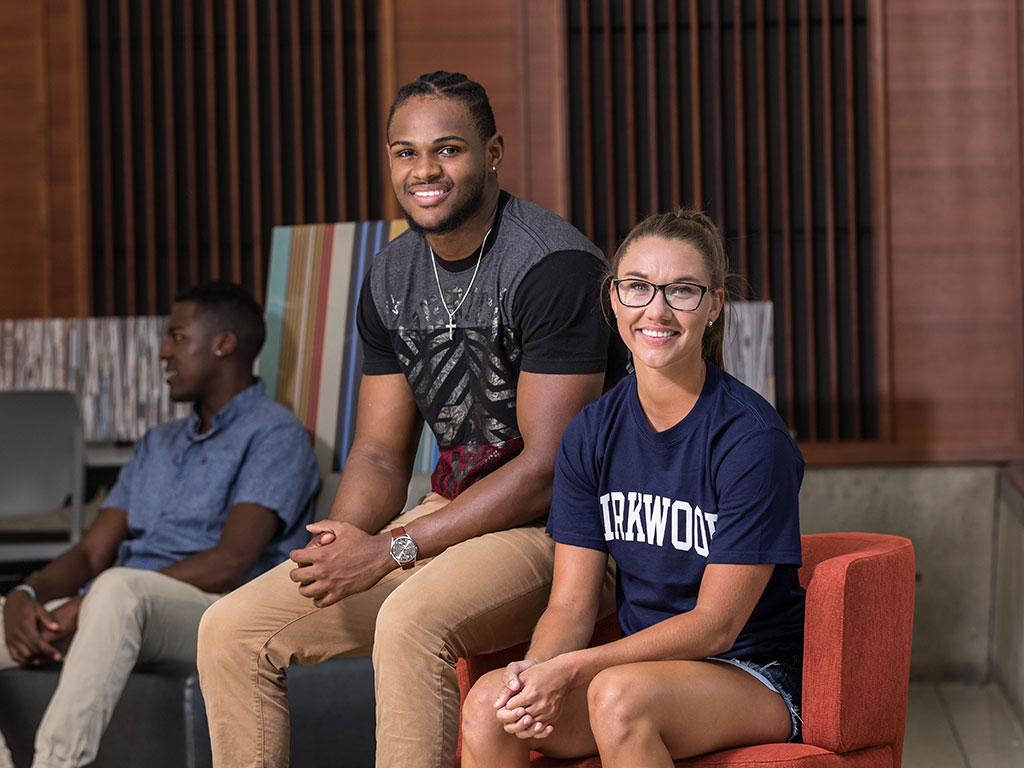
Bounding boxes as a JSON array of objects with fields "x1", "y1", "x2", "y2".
[{"x1": 461, "y1": 210, "x2": 806, "y2": 767}]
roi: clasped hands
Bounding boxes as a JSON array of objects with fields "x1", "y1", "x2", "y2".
[
  {"x1": 3, "y1": 593, "x2": 81, "y2": 666},
  {"x1": 492, "y1": 656, "x2": 575, "y2": 740},
  {"x1": 289, "y1": 520, "x2": 391, "y2": 608}
]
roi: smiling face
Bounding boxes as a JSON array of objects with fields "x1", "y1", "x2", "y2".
[
  {"x1": 611, "y1": 235, "x2": 724, "y2": 377},
  {"x1": 159, "y1": 301, "x2": 220, "y2": 403},
  {"x1": 387, "y1": 95, "x2": 500, "y2": 236}
]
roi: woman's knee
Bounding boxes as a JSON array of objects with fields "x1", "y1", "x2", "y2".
[
  {"x1": 587, "y1": 666, "x2": 654, "y2": 744},
  {"x1": 460, "y1": 670, "x2": 510, "y2": 749}
]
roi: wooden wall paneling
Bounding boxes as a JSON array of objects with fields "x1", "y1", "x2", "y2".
[
  {"x1": 45, "y1": 0, "x2": 90, "y2": 318},
  {"x1": 0, "y1": 2, "x2": 48, "y2": 318},
  {"x1": 118, "y1": 0, "x2": 136, "y2": 311},
  {"x1": 602, "y1": 0, "x2": 617, "y2": 255},
  {"x1": 202, "y1": 0, "x2": 219, "y2": 280},
  {"x1": 756, "y1": 1, "x2": 771, "y2": 301},
  {"x1": 778, "y1": 0, "x2": 795, "y2": 427},
  {"x1": 645, "y1": 0, "x2": 659, "y2": 213},
  {"x1": 711, "y1": 2, "x2": 725, "y2": 236},
  {"x1": 521, "y1": 0, "x2": 569, "y2": 218},
  {"x1": 331, "y1": 0, "x2": 349, "y2": 219},
  {"x1": 579, "y1": 0, "x2": 595, "y2": 235},
  {"x1": 378, "y1": 0, "x2": 397, "y2": 220},
  {"x1": 226, "y1": 0, "x2": 242, "y2": 282},
  {"x1": 309, "y1": 0, "x2": 326, "y2": 225},
  {"x1": 161, "y1": 0, "x2": 179, "y2": 301},
  {"x1": 666, "y1": 0, "x2": 681, "y2": 210},
  {"x1": 622, "y1": 0, "x2": 637, "y2": 226},
  {"x1": 883, "y1": 0, "x2": 1024, "y2": 456},
  {"x1": 247, "y1": 0, "x2": 263, "y2": 298},
  {"x1": 288, "y1": 0, "x2": 304, "y2": 225},
  {"x1": 844, "y1": 0, "x2": 862, "y2": 438},
  {"x1": 821, "y1": 0, "x2": 839, "y2": 439},
  {"x1": 799, "y1": 0, "x2": 817, "y2": 439},
  {"x1": 140, "y1": 0, "x2": 157, "y2": 310},
  {"x1": 97, "y1": 0, "x2": 116, "y2": 314},
  {"x1": 732, "y1": 0, "x2": 748, "y2": 290},
  {"x1": 689, "y1": 0, "x2": 702, "y2": 206},
  {"x1": 1016, "y1": 0, "x2": 1024, "y2": 450},
  {"x1": 182, "y1": 0, "x2": 199, "y2": 290},
  {"x1": 267, "y1": 1, "x2": 284, "y2": 231},
  {"x1": 354, "y1": 0, "x2": 370, "y2": 219}
]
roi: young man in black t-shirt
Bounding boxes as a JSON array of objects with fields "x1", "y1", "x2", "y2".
[{"x1": 198, "y1": 71, "x2": 623, "y2": 768}]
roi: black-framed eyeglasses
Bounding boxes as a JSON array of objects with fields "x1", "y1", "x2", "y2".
[{"x1": 612, "y1": 278, "x2": 709, "y2": 311}]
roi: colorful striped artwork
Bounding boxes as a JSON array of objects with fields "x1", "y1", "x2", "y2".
[{"x1": 260, "y1": 220, "x2": 440, "y2": 476}]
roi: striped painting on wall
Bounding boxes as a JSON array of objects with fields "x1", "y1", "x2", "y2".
[{"x1": 261, "y1": 219, "x2": 440, "y2": 476}]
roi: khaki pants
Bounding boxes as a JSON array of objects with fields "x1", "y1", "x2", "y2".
[
  {"x1": 0, "y1": 568, "x2": 218, "y2": 768},
  {"x1": 197, "y1": 493, "x2": 612, "y2": 768}
]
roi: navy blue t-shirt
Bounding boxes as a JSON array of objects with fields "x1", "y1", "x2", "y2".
[{"x1": 548, "y1": 362, "x2": 805, "y2": 660}]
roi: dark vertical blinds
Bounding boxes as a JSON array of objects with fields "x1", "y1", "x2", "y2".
[
  {"x1": 85, "y1": 0, "x2": 382, "y2": 316},
  {"x1": 566, "y1": 0, "x2": 874, "y2": 442}
]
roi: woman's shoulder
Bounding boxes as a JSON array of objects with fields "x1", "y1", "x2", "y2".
[{"x1": 706, "y1": 364, "x2": 802, "y2": 462}]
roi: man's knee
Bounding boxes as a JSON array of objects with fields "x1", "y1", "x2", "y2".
[
  {"x1": 196, "y1": 591, "x2": 242, "y2": 664},
  {"x1": 82, "y1": 567, "x2": 146, "y2": 619},
  {"x1": 374, "y1": 586, "x2": 437, "y2": 647}
]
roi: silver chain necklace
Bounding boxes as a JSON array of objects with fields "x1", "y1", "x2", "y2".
[{"x1": 429, "y1": 229, "x2": 492, "y2": 340}]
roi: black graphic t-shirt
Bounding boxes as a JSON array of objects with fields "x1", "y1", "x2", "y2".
[{"x1": 357, "y1": 191, "x2": 625, "y2": 499}]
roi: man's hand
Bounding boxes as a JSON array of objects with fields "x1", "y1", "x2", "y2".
[
  {"x1": 3, "y1": 590, "x2": 71, "y2": 665},
  {"x1": 288, "y1": 520, "x2": 393, "y2": 608}
]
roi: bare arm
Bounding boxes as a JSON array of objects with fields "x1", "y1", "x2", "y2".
[
  {"x1": 525, "y1": 543, "x2": 609, "y2": 662},
  {"x1": 402, "y1": 370, "x2": 605, "y2": 554},
  {"x1": 497, "y1": 561, "x2": 775, "y2": 735},
  {"x1": 517, "y1": 562, "x2": 775, "y2": 698},
  {"x1": 324, "y1": 372, "x2": 424, "y2": 532},
  {"x1": 160, "y1": 502, "x2": 280, "y2": 593}
]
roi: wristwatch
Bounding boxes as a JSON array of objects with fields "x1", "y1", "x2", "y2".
[{"x1": 389, "y1": 526, "x2": 418, "y2": 570}]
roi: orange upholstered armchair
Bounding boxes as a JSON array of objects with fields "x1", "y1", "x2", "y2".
[{"x1": 455, "y1": 532, "x2": 915, "y2": 768}]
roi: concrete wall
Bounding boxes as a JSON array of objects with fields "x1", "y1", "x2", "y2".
[
  {"x1": 800, "y1": 465, "x2": 1000, "y2": 682},
  {"x1": 992, "y1": 469, "x2": 1024, "y2": 724}
]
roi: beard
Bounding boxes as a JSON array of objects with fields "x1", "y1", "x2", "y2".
[{"x1": 401, "y1": 169, "x2": 488, "y2": 236}]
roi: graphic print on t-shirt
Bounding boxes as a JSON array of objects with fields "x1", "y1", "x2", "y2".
[{"x1": 599, "y1": 490, "x2": 718, "y2": 558}]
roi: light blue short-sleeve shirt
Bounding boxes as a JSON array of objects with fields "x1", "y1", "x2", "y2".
[{"x1": 102, "y1": 378, "x2": 319, "y2": 580}]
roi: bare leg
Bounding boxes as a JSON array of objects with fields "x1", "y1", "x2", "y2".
[
  {"x1": 588, "y1": 660, "x2": 792, "y2": 767},
  {"x1": 460, "y1": 667, "x2": 599, "y2": 768}
]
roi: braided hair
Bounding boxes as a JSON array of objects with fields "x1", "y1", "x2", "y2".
[{"x1": 387, "y1": 71, "x2": 497, "y2": 142}]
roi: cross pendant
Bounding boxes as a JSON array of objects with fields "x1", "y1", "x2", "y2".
[{"x1": 446, "y1": 316, "x2": 457, "y2": 340}]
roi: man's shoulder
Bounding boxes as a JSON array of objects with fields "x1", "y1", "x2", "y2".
[
  {"x1": 236, "y1": 394, "x2": 308, "y2": 434},
  {"x1": 498, "y1": 195, "x2": 603, "y2": 258}
]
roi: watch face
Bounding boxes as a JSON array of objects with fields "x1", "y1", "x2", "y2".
[{"x1": 390, "y1": 534, "x2": 417, "y2": 564}]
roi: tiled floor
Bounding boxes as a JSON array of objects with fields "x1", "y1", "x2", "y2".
[{"x1": 904, "y1": 683, "x2": 1024, "y2": 767}]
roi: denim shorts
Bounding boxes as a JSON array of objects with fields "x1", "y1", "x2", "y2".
[{"x1": 708, "y1": 654, "x2": 803, "y2": 742}]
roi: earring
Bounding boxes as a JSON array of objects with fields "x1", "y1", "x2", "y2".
[
  {"x1": 491, "y1": 166, "x2": 497, "y2": 172},
  {"x1": 707, "y1": 320, "x2": 714, "y2": 327}
]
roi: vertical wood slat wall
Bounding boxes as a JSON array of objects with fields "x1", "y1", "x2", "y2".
[
  {"x1": 85, "y1": 0, "x2": 382, "y2": 317},
  {"x1": 566, "y1": 0, "x2": 873, "y2": 443}
]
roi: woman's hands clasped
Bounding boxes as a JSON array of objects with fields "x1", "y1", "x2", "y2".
[{"x1": 493, "y1": 655, "x2": 578, "y2": 739}]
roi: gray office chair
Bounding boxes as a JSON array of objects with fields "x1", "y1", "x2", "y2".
[{"x1": 0, "y1": 390, "x2": 84, "y2": 562}]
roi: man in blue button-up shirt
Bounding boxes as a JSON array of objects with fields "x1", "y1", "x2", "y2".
[{"x1": 0, "y1": 282, "x2": 319, "y2": 768}]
